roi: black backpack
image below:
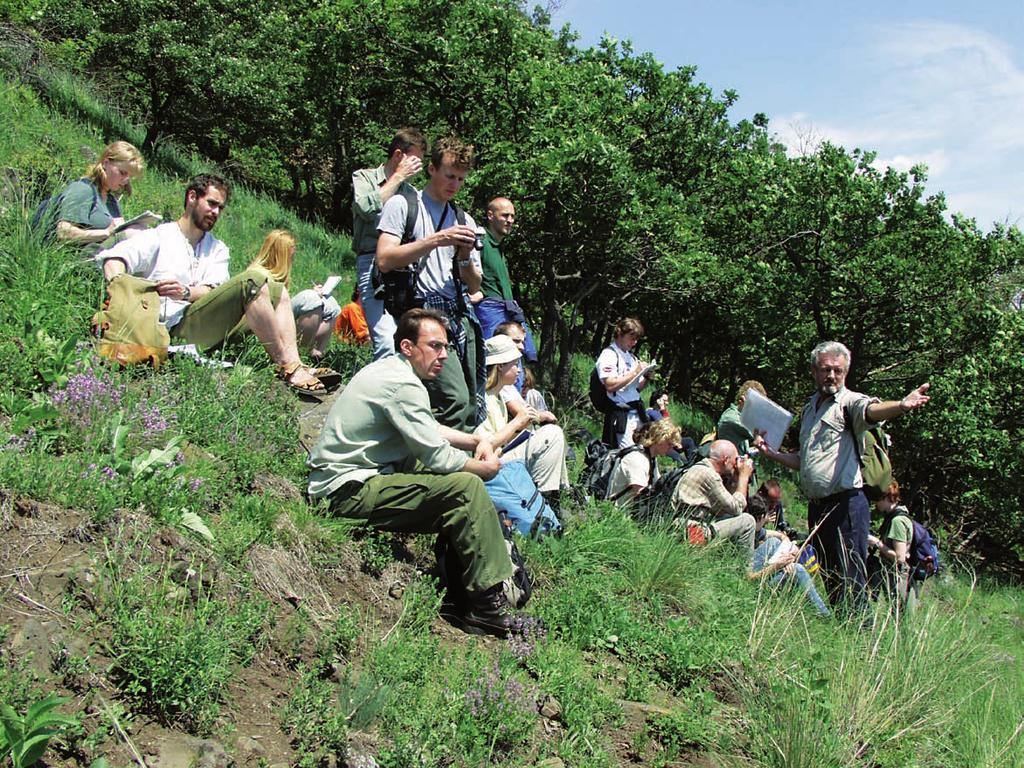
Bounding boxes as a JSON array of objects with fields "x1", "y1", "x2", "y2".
[
  {"x1": 630, "y1": 449, "x2": 701, "y2": 525},
  {"x1": 588, "y1": 367, "x2": 618, "y2": 414},
  {"x1": 882, "y1": 512, "x2": 942, "y2": 581},
  {"x1": 371, "y1": 187, "x2": 467, "y2": 318}
]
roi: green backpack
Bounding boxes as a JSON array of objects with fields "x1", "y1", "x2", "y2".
[{"x1": 844, "y1": 404, "x2": 893, "y2": 501}]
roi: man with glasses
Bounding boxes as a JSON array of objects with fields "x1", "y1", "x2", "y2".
[
  {"x1": 307, "y1": 308, "x2": 518, "y2": 636},
  {"x1": 754, "y1": 341, "x2": 930, "y2": 611}
]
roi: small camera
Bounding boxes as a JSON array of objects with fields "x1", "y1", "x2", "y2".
[{"x1": 473, "y1": 228, "x2": 485, "y2": 250}]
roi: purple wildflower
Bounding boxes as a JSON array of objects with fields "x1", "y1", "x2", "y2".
[
  {"x1": 101, "y1": 466, "x2": 118, "y2": 481},
  {"x1": 50, "y1": 368, "x2": 125, "y2": 433},
  {"x1": 463, "y1": 663, "x2": 537, "y2": 721},
  {"x1": 508, "y1": 615, "x2": 547, "y2": 662},
  {"x1": 138, "y1": 403, "x2": 171, "y2": 434},
  {"x1": 188, "y1": 478, "x2": 204, "y2": 492},
  {"x1": 2, "y1": 428, "x2": 36, "y2": 453}
]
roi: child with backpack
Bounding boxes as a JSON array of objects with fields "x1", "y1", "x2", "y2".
[
  {"x1": 868, "y1": 480, "x2": 940, "y2": 611},
  {"x1": 592, "y1": 318, "x2": 656, "y2": 448}
]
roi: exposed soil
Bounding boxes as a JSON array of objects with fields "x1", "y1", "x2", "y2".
[{"x1": 1, "y1": 466, "x2": 736, "y2": 767}]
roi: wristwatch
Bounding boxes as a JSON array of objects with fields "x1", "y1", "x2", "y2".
[{"x1": 182, "y1": 285, "x2": 192, "y2": 302}]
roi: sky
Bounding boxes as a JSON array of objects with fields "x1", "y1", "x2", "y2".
[{"x1": 550, "y1": 0, "x2": 1023, "y2": 231}]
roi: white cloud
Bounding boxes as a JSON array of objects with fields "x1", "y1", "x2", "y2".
[{"x1": 770, "y1": 20, "x2": 1023, "y2": 229}]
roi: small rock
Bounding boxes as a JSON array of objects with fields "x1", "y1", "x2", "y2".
[
  {"x1": 535, "y1": 759, "x2": 565, "y2": 768},
  {"x1": 236, "y1": 736, "x2": 264, "y2": 764},
  {"x1": 195, "y1": 739, "x2": 232, "y2": 768},
  {"x1": 388, "y1": 582, "x2": 405, "y2": 599},
  {"x1": 345, "y1": 752, "x2": 380, "y2": 768},
  {"x1": 159, "y1": 528, "x2": 186, "y2": 548},
  {"x1": 540, "y1": 695, "x2": 562, "y2": 721},
  {"x1": 11, "y1": 619, "x2": 61, "y2": 674}
]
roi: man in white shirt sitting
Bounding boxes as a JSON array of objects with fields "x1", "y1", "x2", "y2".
[{"x1": 95, "y1": 174, "x2": 326, "y2": 394}]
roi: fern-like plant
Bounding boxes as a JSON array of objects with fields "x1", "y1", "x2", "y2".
[{"x1": 0, "y1": 693, "x2": 79, "y2": 768}]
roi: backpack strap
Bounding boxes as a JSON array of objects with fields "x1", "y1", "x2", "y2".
[
  {"x1": 400, "y1": 186, "x2": 419, "y2": 245},
  {"x1": 450, "y1": 203, "x2": 470, "y2": 313},
  {"x1": 606, "y1": 445, "x2": 650, "y2": 502}
]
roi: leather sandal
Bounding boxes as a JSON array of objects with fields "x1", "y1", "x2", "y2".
[
  {"x1": 276, "y1": 361, "x2": 326, "y2": 398},
  {"x1": 306, "y1": 365, "x2": 342, "y2": 391}
]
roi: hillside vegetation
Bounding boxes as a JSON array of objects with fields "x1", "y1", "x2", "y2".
[
  {"x1": 3, "y1": 1, "x2": 1023, "y2": 569},
  {"x1": 1, "y1": 56, "x2": 1023, "y2": 768}
]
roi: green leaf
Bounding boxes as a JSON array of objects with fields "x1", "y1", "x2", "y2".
[
  {"x1": 18, "y1": 731, "x2": 59, "y2": 768},
  {"x1": 131, "y1": 436, "x2": 184, "y2": 479},
  {"x1": 179, "y1": 511, "x2": 214, "y2": 542}
]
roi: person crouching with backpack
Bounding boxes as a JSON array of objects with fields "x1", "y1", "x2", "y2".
[
  {"x1": 607, "y1": 420, "x2": 681, "y2": 504},
  {"x1": 595, "y1": 318, "x2": 656, "y2": 448},
  {"x1": 867, "y1": 480, "x2": 922, "y2": 612}
]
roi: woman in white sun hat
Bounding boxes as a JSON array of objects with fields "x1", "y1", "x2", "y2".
[{"x1": 478, "y1": 335, "x2": 569, "y2": 514}]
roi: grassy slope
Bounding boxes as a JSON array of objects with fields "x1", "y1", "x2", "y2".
[{"x1": 0, "y1": 73, "x2": 1022, "y2": 768}]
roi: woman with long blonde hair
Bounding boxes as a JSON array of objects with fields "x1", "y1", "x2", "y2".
[
  {"x1": 248, "y1": 229, "x2": 341, "y2": 359},
  {"x1": 56, "y1": 141, "x2": 145, "y2": 245}
]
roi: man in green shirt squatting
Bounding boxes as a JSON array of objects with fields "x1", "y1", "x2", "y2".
[{"x1": 307, "y1": 308, "x2": 519, "y2": 636}]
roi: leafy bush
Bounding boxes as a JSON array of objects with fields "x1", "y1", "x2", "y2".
[{"x1": 100, "y1": 550, "x2": 267, "y2": 734}]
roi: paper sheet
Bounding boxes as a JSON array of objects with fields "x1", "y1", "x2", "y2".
[
  {"x1": 320, "y1": 275, "x2": 342, "y2": 297},
  {"x1": 768, "y1": 539, "x2": 797, "y2": 565},
  {"x1": 113, "y1": 210, "x2": 161, "y2": 234},
  {"x1": 739, "y1": 388, "x2": 793, "y2": 450}
]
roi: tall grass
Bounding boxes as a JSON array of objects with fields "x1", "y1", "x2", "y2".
[{"x1": 741, "y1": 575, "x2": 1023, "y2": 767}]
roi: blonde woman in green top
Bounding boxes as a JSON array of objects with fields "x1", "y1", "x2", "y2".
[{"x1": 56, "y1": 141, "x2": 144, "y2": 245}]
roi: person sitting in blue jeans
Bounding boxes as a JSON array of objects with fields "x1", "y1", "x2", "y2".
[{"x1": 748, "y1": 496, "x2": 830, "y2": 616}]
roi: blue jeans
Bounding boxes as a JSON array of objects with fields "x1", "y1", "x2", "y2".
[
  {"x1": 753, "y1": 538, "x2": 830, "y2": 616},
  {"x1": 808, "y1": 489, "x2": 870, "y2": 612},
  {"x1": 475, "y1": 298, "x2": 536, "y2": 393},
  {"x1": 356, "y1": 252, "x2": 396, "y2": 360}
]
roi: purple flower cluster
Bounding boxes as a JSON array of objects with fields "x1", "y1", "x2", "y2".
[
  {"x1": 138, "y1": 403, "x2": 172, "y2": 434},
  {"x1": 508, "y1": 615, "x2": 547, "y2": 662},
  {"x1": 464, "y1": 663, "x2": 537, "y2": 720},
  {"x1": 188, "y1": 477, "x2": 204, "y2": 492},
  {"x1": 81, "y1": 463, "x2": 119, "y2": 482},
  {"x1": 2, "y1": 428, "x2": 36, "y2": 453},
  {"x1": 50, "y1": 368, "x2": 125, "y2": 433}
]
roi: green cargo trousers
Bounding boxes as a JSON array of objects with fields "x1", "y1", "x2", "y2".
[
  {"x1": 424, "y1": 314, "x2": 480, "y2": 432},
  {"x1": 327, "y1": 471, "x2": 513, "y2": 594},
  {"x1": 169, "y1": 268, "x2": 284, "y2": 350}
]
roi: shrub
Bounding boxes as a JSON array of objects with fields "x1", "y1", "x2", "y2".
[{"x1": 100, "y1": 550, "x2": 267, "y2": 734}]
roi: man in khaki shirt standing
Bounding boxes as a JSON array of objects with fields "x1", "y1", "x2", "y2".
[
  {"x1": 351, "y1": 128, "x2": 426, "y2": 359},
  {"x1": 754, "y1": 341, "x2": 930, "y2": 610}
]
